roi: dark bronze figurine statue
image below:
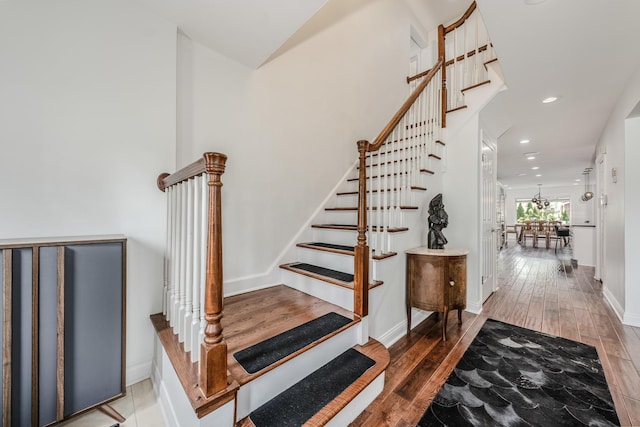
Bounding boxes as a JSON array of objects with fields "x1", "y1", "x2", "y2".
[{"x1": 428, "y1": 193, "x2": 448, "y2": 249}]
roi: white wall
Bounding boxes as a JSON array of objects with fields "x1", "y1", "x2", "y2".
[
  {"x1": 504, "y1": 184, "x2": 596, "y2": 226},
  {"x1": 595, "y1": 63, "x2": 640, "y2": 325},
  {"x1": 624, "y1": 115, "x2": 640, "y2": 325},
  {"x1": 444, "y1": 115, "x2": 482, "y2": 312},
  {"x1": 0, "y1": 0, "x2": 177, "y2": 383},
  {"x1": 176, "y1": 0, "x2": 429, "y2": 293}
]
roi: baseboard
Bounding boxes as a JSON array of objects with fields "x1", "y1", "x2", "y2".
[
  {"x1": 224, "y1": 271, "x2": 279, "y2": 297},
  {"x1": 603, "y1": 287, "x2": 625, "y2": 324},
  {"x1": 466, "y1": 300, "x2": 483, "y2": 315},
  {"x1": 126, "y1": 360, "x2": 152, "y2": 387},
  {"x1": 376, "y1": 310, "x2": 431, "y2": 348},
  {"x1": 623, "y1": 311, "x2": 640, "y2": 327}
]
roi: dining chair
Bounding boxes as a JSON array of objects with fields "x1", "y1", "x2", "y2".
[{"x1": 521, "y1": 220, "x2": 537, "y2": 247}]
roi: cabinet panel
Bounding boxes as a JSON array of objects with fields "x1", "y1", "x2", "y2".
[
  {"x1": 12, "y1": 248, "x2": 33, "y2": 427},
  {"x1": 64, "y1": 243, "x2": 124, "y2": 416},
  {"x1": 39, "y1": 247, "x2": 59, "y2": 426}
]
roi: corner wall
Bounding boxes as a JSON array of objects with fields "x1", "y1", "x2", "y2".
[
  {"x1": 0, "y1": 0, "x2": 177, "y2": 383},
  {"x1": 176, "y1": 0, "x2": 431, "y2": 294},
  {"x1": 595, "y1": 62, "x2": 640, "y2": 325}
]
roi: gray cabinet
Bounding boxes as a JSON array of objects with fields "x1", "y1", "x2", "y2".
[{"x1": 1, "y1": 235, "x2": 126, "y2": 427}]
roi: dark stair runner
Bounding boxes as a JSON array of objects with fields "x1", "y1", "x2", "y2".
[
  {"x1": 249, "y1": 348, "x2": 375, "y2": 427},
  {"x1": 288, "y1": 262, "x2": 353, "y2": 283},
  {"x1": 233, "y1": 312, "x2": 352, "y2": 374}
]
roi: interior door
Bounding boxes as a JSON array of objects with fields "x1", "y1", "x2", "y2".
[{"x1": 481, "y1": 136, "x2": 497, "y2": 302}]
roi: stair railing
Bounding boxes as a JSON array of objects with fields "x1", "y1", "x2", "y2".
[
  {"x1": 439, "y1": 1, "x2": 494, "y2": 120},
  {"x1": 354, "y1": 58, "x2": 444, "y2": 318},
  {"x1": 157, "y1": 152, "x2": 228, "y2": 397}
]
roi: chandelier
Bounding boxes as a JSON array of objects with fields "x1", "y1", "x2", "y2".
[
  {"x1": 581, "y1": 168, "x2": 594, "y2": 201},
  {"x1": 531, "y1": 184, "x2": 549, "y2": 210}
]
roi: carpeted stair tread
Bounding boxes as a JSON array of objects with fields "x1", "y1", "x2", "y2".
[
  {"x1": 233, "y1": 312, "x2": 353, "y2": 374},
  {"x1": 285, "y1": 262, "x2": 353, "y2": 283},
  {"x1": 280, "y1": 262, "x2": 385, "y2": 289},
  {"x1": 248, "y1": 348, "x2": 375, "y2": 427},
  {"x1": 311, "y1": 224, "x2": 409, "y2": 233},
  {"x1": 297, "y1": 242, "x2": 397, "y2": 260},
  {"x1": 297, "y1": 242, "x2": 354, "y2": 254}
]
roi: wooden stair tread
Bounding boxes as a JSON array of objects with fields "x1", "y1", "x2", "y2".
[
  {"x1": 311, "y1": 224, "x2": 409, "y2": 233},
  {"x1": 336, "y1": 186, "x2": 427, "y2": 196},
  {"x1": 222, "y1": 285, "x2": 358, "y2": 386},
  {"x1": 461, "y1": 79, "x2": 491, "y2": 93},
  {"x1": 428, "y1": 153, "x2": 441, "y2": 160},
  {"x1": 236, "y1": 339, "x2": 389, "y2": 427},
  {"x1": 446, "y1": 105, "x2": 468, "y2": 113},
  {"x1": 280, "y1": 262, "x2": 383, "y2": 289},
  {"x1": 326, "y1": 206, "x2": 418, "y2": 211}
]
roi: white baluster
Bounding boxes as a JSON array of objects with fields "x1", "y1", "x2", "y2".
[
  {"x1": 182, "y1": 177, "x2": 194, "y2": 347},
  {"x1": 170, "y1": 183, "x2": 179, "y2": 328},
  {"x1": 163, "y1": 186, "x2": 171, "y2": 317},
  {"x1": 189, "y1": 175, "x2": 202, "y2": 361},
  {"x1": 177, "y1": 182, "x2": 188, "y2": 340}
]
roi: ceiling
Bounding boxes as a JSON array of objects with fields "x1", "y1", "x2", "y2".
[
  {"x1": 134, "y1": 0, "x2": 329, "y2": 68},
  {"x1": 476, "y1": 0, "x2": 640, "y2": 190},
  {"x1": 133, "y1": 0, "x2": 640, "y2": 190}
]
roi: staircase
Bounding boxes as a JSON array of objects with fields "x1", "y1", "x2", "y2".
[{"x1": 151, "y1": 2, "x2": 506, "y2": 426}]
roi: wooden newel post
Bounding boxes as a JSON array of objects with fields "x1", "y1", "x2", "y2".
[
  {"x1": 354, "y1": 140, "x2": 369, "y2": 318},
  {"x1": 200, "y1": 152, "x2": 228, "y2": 397},
  {"x1": 438, "y1": 24, "x2": 447, "y2": 128}
]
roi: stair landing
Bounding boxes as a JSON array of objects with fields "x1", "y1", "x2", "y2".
[{"x1": 223, "y1": 285, "x2": 359, "y2": 386}]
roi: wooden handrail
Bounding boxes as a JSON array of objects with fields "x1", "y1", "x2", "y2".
[
  {"x1": 369, "y1": 57, "x2": 444, "y2": 151},
  {"x1": 444, "y1": 1, "x2": 477, "y2": 34},
  {"x1": 157, "y1": 156, "x2": 207, "y2": 192},
  {"x1": 406, "y1": 65, "x2": 435, "y2": 84}
]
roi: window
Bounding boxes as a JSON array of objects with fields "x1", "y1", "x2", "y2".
[{"x1": 515, "y1": 198, "x2": 570, "y2": 224}]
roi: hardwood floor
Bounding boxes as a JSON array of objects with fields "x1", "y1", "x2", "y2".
[{"x1": 351, "y1": 241, "x2": 640, "y2": 426}]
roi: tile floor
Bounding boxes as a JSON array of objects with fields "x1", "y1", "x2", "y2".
[{"x1": 60, "y1": 379, "x2": 165, "y2": 427}]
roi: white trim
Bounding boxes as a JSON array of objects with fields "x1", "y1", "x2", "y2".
[
  {"x1": 623, "y1": 312, "x2": 640, "y2": 328},
  {"x1": 603, "y1": 286, "x2": 624, "y2": 323},
  {"x1": 376, "y1": 310, "x2": 430, "y2": 348},
  {"x1": 126, "y1": 361, "x2": 152, "y2": 387},
  {"x1": 466, "y1": 301, "x2": 483, "y2": 315}
]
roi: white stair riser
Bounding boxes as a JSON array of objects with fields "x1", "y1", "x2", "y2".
[
  {"x1": 280, "y1": 268, "x2": 354, "y2": 311},
  {"x1": 325, "y1": 373, "x2": 385, "y2": 427},
  {"x1": 311, "y1": 228, "x2": 359, "y2": 246},
  {"x1": 297, "y1": 248, "x2": 354, "y2": 273},
  {"x1": 236, "y1": 323, "x2": 361, "y2": 419}
]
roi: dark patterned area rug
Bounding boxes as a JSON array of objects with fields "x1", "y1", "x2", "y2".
[{"x1": 418, "y1": 319, "x2": 620, "y2": 426}]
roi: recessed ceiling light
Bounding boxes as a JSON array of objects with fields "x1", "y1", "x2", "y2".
[
  {"x1": 542, "y1": 96, "x2": 558, "y2": 104},
  {"x1": 520, "y1": 139, "x2": 530, "y2": 144},
  {"x1": 573, "y1": 182, "x2": 579, "y2": 186},
  {"x1": 527, "y1": 156, "x2": 536, "y2": 160},
  {"x1": 518, "y1": 173, "x2": 527, "y2": 176},
  {"x1": 532, "y1": 166, "x2": 540, "y2": 170},
  {"x1": 575, "y1": 179, "x2": 581, "y2": 182},
  {"x1": 535, "y1": 174, "x2": 542, "y2": 177}
]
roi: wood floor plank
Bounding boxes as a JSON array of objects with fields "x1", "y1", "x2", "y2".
[{"x1": 351, "y1": 243, "x2": 637, "y2": 426}]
